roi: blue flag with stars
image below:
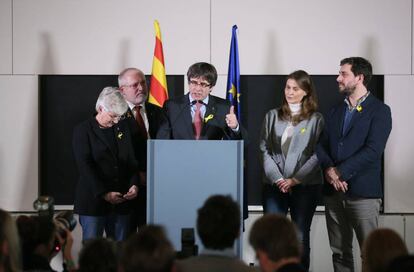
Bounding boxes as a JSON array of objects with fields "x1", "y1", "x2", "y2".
[{"x1": 226, "y1": 25, "x2": 241, "y2": 122}]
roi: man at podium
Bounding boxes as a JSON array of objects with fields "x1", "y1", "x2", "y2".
[{"x1": 157, "y1": 62, "x2": 245, "y2": 140}]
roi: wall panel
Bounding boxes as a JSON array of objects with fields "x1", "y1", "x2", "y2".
[
  {"x1": 384, "y1": 75, "x2": 414, "y2": 213},
  {"x1": 0, "y1": 0, "x2": 12, "y2": 74},
  {"x1": 405, "y1": 216, "x2": 414, "y2": 253},
  {"x1": 211, "y1": 0, "x2": 411, "y2": 75},
  {"x1": 0, "y1": 75, "x2": 38, "y2": 211},
  {"x1": 13, "y1": 0, "x2": 210, "y2": 75}
]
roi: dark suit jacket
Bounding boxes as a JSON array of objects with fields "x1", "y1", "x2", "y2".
[
  {"x1": 317, "y1": 94, "x2": 392, "y2": 198},
  {"x1": 72, "y1": 117, "x2": 139, "y2": 216},
  {"x1": 156, "y1": 94, "x2": 245, "y2": 140},
  {"x1": 123, "y1": 102, "x2": 163, "y2": 171}
]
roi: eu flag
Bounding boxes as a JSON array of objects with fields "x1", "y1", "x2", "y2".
[{"x1": 226, "y1": 25, "x2": 241, "y2": 122}]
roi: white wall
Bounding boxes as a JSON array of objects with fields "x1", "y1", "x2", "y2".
[
  {"x1": 0, "y1": 0, "x2": 12, "y2": 74},
  {"x1": 1, "y1": 0, "x2": 414, "y2": 271},
  {"x1": 0, "y1": 75, "x2": 38, "y2": 211}
]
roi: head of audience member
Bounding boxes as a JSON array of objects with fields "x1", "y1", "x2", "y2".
[
  {"x1": 0, "y1": 209, "x2": 21, "y2": 272},
  {"x1": 362, "y1": 228, "x2": 408, "y2": 272},
  {"x1": 385, "y1": 254, "x2": 414, "y2": 272},
  {"x1": 78, "y1": 238, "x2": 117, "y2": 272},
  {"x1": 279, "y1": 70, "x2": 318, "y2": 125},
  {"x1": 95, "y1": 86, "x2": 128, "y2": 128},
  {"x1": 118, "y1": 68, "x2": 148, "y2": 106},
  {"x1": 187, "y1": 62, "x2": 217, "y2": 101},
  {"x1": 337, "y1": 57, "x2": 372, "y2": 95},
  {"x1": 120, "y1": 225, "x2": 175, "y2": 272},
  {"x1": 249, "y1": 214, "x2": 301, "y2": 272},
  {"x1": 16, "y1": 215, "x2": 57, "y2": 269},
  {"x1": 197, "y1": 194, "x2": 240, "y2": 250}
]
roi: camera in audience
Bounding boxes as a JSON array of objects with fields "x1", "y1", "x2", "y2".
[{"x1": 33, "y1": 196, "x2": 77, "y2": 251}]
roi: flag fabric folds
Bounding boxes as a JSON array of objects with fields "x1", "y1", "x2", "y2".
[
  {"x1": 149, "y1": 20, "x2": 168, "y2": 107},
  {"x1": 226, "y1": 25, "x2": 241, "y2": 121}
]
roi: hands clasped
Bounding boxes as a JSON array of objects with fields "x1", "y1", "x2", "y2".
[
  {"x1": 325, "y1": 167, "x2": 348, "y2": 192},
  {"x1": 104, "y1": 185, "x2": 138, "y2": 204},
  {"x1": 275, "y1": 178, "x2": 299, "y2": 193}
]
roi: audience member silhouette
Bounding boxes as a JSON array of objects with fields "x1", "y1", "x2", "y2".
[
  {"x1": 385, "y1": 254, "x2": 414, "y2": 272},
  {"x1": 0, "y1": 209, "x2": 21, "y2": 272},
  {"x1": 120, "y1": 225, "x2": 175, "y2": 272},
  {"x1": 249, "y1": 214, "x2": 305, "y2": 272},
  {"x1": 362, "y1": 228, "x2": 408, "y2": 272},
  {"x1": 16, "y1": 215, "x2": 74, "y2": 272},
  {"x1": 78, "y1": 238, "x2": 117, "y2": 272},
  {"x1": 177, "y1": 195, "x2": 254, "y2": 272}
]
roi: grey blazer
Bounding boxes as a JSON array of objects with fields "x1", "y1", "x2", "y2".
[{"x1": 259, "y1": 109, "x2": 324, "y2": 185}]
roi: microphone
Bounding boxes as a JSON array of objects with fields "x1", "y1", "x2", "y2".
[
  {"x1": 196, "y1": 100, "x2": 216, "y2": 115},
  {"x1": 159, "y1": 100, "x2": 196, "y2": 139}
]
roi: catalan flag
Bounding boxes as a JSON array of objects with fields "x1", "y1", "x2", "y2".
[
  {"x1": 226, "y1": 25, "x2": 241, "y2": 121},
  {"x1": 149, "y1": 20, "x2": 168, "y2": 107}
]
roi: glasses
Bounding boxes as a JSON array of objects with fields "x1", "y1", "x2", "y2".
[
  {"x1": 123, "y1": 80, "x2": 146, "y2": 89},
  {"x1": 111, "y1": 114, "x2": 125, "y2": 122},
  {"x1": 102, "y1": 106, "x2": 126, "y2": 121},
  {"x1": 189, "y1": 80, "x2": 211, "y2": 88}
]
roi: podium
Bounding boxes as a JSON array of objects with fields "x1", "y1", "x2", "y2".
[{"x1": 147, "y1": 140, "x2": 244, "y2": 257}]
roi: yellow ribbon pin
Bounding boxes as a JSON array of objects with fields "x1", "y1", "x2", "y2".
[
  {"x1": 300, "y1": 128, "x2": 306, "y2": 134},
  {"x1": 117, "y1": 132, "x2": 123, "y2": 139},
  {"x1": 204, "y1": 114, "x2": 214, "y2": 123},
  {"x1": 356, "y1": 105, "x2": 363, "y2": 112}
]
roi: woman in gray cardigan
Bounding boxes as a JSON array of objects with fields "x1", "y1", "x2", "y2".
[{"x1": 259, "y1": 70, "x2": 324, "y2": 271}]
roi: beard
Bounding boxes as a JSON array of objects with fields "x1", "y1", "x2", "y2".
[{"x1": 339, "y1": 83, "x2": 356, "y2": 96}]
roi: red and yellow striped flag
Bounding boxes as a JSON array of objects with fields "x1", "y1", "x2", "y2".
[{"x1": 149, "y1": 20, "x2": 168, "y2": 107}]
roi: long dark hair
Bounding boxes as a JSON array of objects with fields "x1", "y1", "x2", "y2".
[
  {"x1": 0, "y1": 209, "x2": 21, "y2": 272},
  {"x1": 278, "y1": 70, "x2": 318, "y2": 125}
]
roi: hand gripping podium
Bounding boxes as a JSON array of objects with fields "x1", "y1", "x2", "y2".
[{"x1": 147, "y1": 140, "x2": 244, "y2": 257}]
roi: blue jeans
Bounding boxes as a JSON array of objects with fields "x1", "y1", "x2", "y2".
[
  {"x1": 263, "y1": 183, "x2": 322, "y2": 271},
  {"x1": 79, "y1": 214, "x2": 130, "y2": 241}
]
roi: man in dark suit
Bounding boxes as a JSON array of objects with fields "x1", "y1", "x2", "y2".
[
  {"x1": 118, "y1": 68, "x2": 163, "y2": 233},
  {"x1": 317, "y1": 57, "x2": 392, "y2": 272},
  {"x1": 156, "y1": 62, "x2": 244, "y2": 140}
]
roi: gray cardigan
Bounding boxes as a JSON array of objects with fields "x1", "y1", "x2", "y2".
[{"x1": 259, "y1": 109, "x2": 324, "y2": 185}]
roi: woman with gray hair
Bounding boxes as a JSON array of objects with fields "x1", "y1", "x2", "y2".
[{"x1": 73, "y1": 87, "x2": 139, "y2": 242}]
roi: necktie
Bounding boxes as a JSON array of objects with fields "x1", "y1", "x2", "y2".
[
  {"x1": 193, "y1": 102, "x2": 202, "y2": 140},
  {"x1": 134, "y1": 105, "x2": 147, "y2": 139}
]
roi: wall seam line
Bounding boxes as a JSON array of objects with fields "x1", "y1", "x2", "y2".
[
  {"x1": 11, "y1": 0, "x2": 14, "y2": 74},
  {"x1": 210, "y1": 0, "x2": 212, "y2": 63}
]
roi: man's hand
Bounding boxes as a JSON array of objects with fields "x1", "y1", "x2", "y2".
[
  {"x1": 325, "y1": 167, "x2": 348, "y2": 192},
  {"x1": 123, "y1": 185, "x2": 138, "y2": 200},
  {"x1": 225, "y1": 106, "x2": 239, "y2": 129},
  {"x1": 332, "y1": 180, "x2": 348, "y2": 192},
  {"x1": 325, "y1": 167, "x2": 340, "y2": 183},
  {"x1": 103, "y1": 192, "x2": 125, "y2": 204}
]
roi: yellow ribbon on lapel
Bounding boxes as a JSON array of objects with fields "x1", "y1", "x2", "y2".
[{"x1": 204, "y1": 114, "x2": 214, "y2": 123}]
